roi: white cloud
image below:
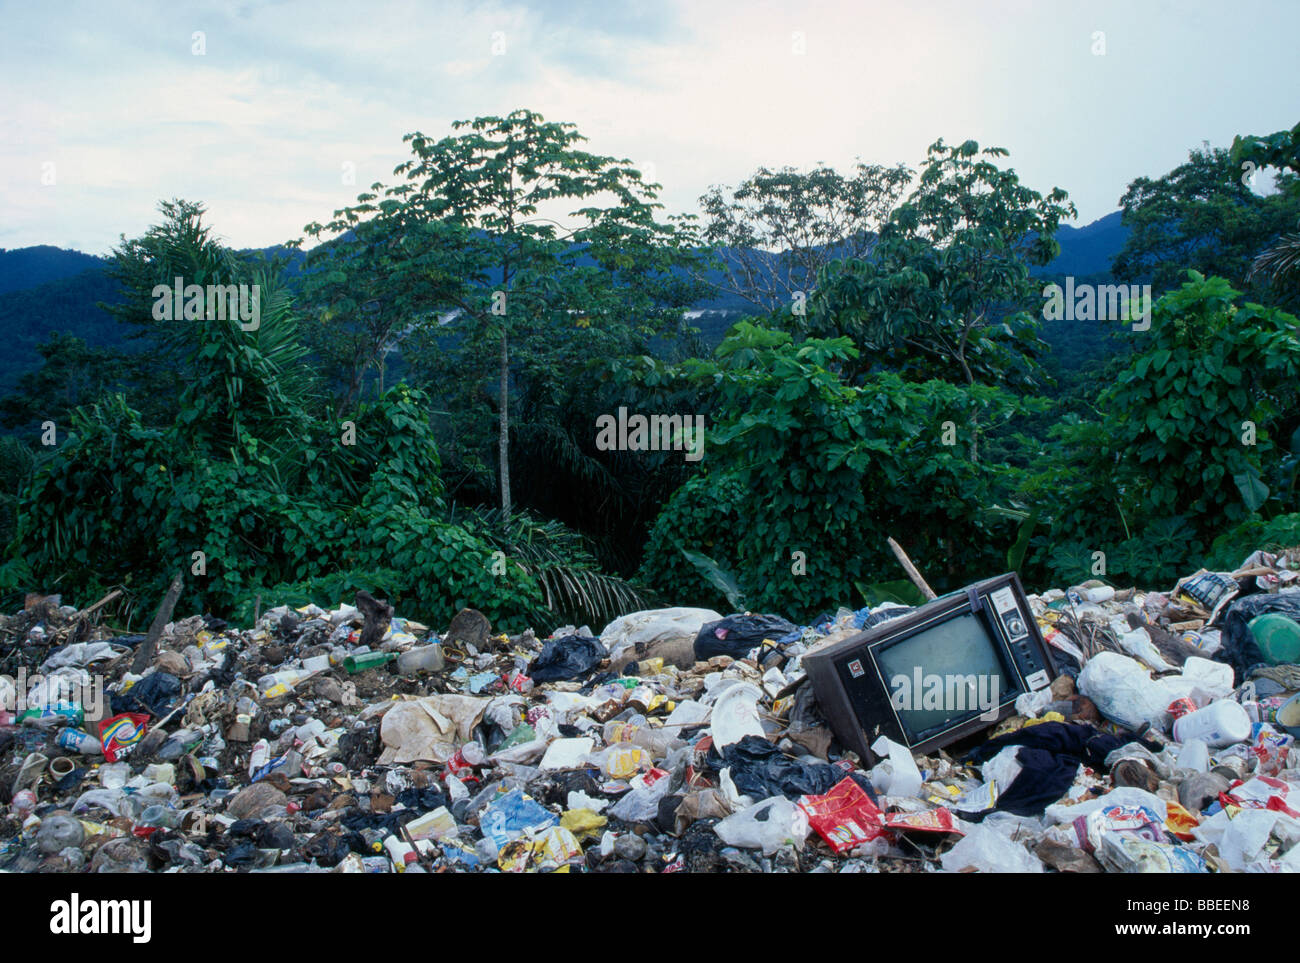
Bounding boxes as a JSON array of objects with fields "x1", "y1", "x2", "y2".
[{"x1": 1, "y1": 0, "x2": 1297, "y2": 252}]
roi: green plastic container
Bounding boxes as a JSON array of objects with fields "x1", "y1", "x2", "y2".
[
  {"x1": 1249, "y1": 613, "x2": 1300, "y2": 665},
  {"x1": 343, "y1": 651, "x2": 397, "y2": 673}
]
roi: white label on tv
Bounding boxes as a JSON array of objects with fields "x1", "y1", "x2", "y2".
[{"x1": 990, "y1": 587, "x2": 1018, "y2": 616}]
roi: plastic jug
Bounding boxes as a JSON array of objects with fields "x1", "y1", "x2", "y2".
[
  {"x1": 1172, "y1": 700, "x2": 1251, "y2": 748},
  {"x1": 1249, "y1": 614, "x2": 1300, "y2": 665},
  {"x1": 397, "y1": 644, "x2": 445, "y2": 674}
]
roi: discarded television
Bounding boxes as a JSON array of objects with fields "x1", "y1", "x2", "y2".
[{"x1": 803, "y1": 572, "x2": 1056, "y2": 764}]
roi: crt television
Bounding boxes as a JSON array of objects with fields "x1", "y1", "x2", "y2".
[{"x1": 803, "y1": 572, "x2": 1056, "y2": 764}]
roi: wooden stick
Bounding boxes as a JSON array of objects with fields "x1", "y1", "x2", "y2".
[
  {"x1": 131, "y1": 573, "x2": 184, "y2": 675},
  {"x1": 76, "y1": 588, "x2": 122, "y2": 620},
  {"x1": 887, "y1": 537, "x2": 937, "y2": 601}
]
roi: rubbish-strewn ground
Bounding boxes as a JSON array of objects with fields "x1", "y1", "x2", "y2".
[{"x1": 3, "y1": 548, "x2": 1300, "y2": 873}]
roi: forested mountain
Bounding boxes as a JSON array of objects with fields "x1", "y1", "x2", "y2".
[{"x1": 0, "y1": 212, "x2": 1131, "y2": 393}]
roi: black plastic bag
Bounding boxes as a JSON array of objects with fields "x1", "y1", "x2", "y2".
[
  {"x1": 527, "y1": 634, "x2": 606, "y2": 684},
  {"x1": 1218, "y1": 593, "x2": 1300, "y2": 686},
  {"x1": 694, "y1": 614, "x2": 798, "y2": 662},
  {"x1": 707, "y1": 735, "x2": 841, "y2": 800},
  {"x1": 110, "y1": 671, "x2": 181, "y2": 717}
]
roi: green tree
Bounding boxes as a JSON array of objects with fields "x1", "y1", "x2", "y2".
[
  {"x1": 1028, "y1": 273, "x2": 1300, "y2": 587},
  {"x1": 693, "y1": 161, "x2": 912, "y2": 315},
  {"x1": 1231, "y1": 122, "x2": 1300, "y2": 301},
  {"x1": 1112, "y1": 143, "x2": 1300, "y2": 298},
  {"x1": 636, "y1": 321, "x2": 1021, "y2": 618},
  {"x1": 812, "y1": 139, "x2": 1074, "y2": 459},
  {"x1": 297, "y1": 194, "x2": 466, "y2": 415},
  {"x1": 310, "y1": 110, "x2": 699, "y2": 518}
]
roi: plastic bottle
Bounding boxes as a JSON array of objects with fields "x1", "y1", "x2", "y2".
[
  {"x1": 158, "y1": 730, "x2": 200, "y2": 761},
  {"x1": 138, "y1": 804, "x2": 179, "y2": 831},
  {"x1": 249, "y1": 739, "x2": 270, "y2": 778},
  {"x1": 397, "y1": 644, "x2": 445, "y2": 674},
  {"x1": 1173, "y1": 701, "x2": 1251, "y2": 748},
  {"x1": 56, "y1": 727, "x2": 103, "y2": 756},
  {"x1": 403, "y1": 852, "x2": 428, "y2": 873},
  {"x1": 16, "y1": 702, "x2": 83, "y2": 727},
  {"x1": 343, "y1": 652, "x2": 397, "y2": 673}
]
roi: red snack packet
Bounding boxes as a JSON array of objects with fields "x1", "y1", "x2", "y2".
[
  {"x1": 882, "y1": 808, "x2": 962, "y2": 835},
  {"x1": 99, "y1": 712, "x2": 150, "y2": 762},
  {"x1": 799, "y1": 776, "x2": 887, "y2": 854}
]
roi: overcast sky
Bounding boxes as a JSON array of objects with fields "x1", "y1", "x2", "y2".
[{"x1": 2, "y1": 0, "x2": 1297, "y2": 255}]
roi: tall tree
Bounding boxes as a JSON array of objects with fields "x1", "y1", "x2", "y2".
[
  {"x1": 812, "y1": 139, "x2": 1074, "y2": 459},
  {"x1": 310, "y1": 110, "x2": 700, "y2": 517},
  {"x1": 693, "y1": 162, "x2": 912, "y2": 315},
  {"x1": 1112, "y1": 143, "x2": 1300, "y2": 297},
  {"x1": 1231, "y1": 122, "x2": 1300, "y2": 303}
]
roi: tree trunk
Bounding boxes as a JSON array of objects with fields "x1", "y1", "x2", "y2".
[
  {"x1": 957, "y1": 349, "x2": 980, "y2": 465},
  {"x1": 498, "y1": 327, "x2": 511, "y2": 517}
]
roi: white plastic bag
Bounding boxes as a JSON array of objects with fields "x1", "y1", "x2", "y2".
[
  {"x1": 713, "y1": 796, "x2": 809, "y2": 855},
  {"x1": 1078, "y1": 652, "x2": 1164, "y2": 729},
  {"x1": 869, "y1": 735, "x2": 923, "y2": 798},
  {"x1": 940, "y1": 823, "x2": 1043, "y2": 873},
  {"x1": 1043, "y1": 786, "x2": 1168, "y2": 826},
  {"x1": 538, "y1": 737, "x2": 593, "y2": 771},
  {"x1": 979, "y1": 745, "x2": 1025, "y2": 794}
]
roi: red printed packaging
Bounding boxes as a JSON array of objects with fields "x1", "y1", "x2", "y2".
[{"x1": 799, "y1": 776, "x2": 887, "y2": 854}]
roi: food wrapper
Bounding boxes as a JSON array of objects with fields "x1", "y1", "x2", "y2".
[
  {"x1": 882, "y1": 807, "x2": 961, "y2": 835},
  {"x1": 1250, "y1": 723, "x2": 1294, "y2": 777},
  {"x1": 98, "y1": 712, "x2": 150, "y2": 762},
  {"x1": 1164, "y1": 800, "x2": 1200, "y2": 841},
  {"x1": 1071, "y1": 804, "x2": 1164, "y2": 853},
  {"x1": 798, "y1": 776, "x2": 887, "y2": 854},
  {"x1": 497, "y1": 826, "x2": 583, "y2": 873}
]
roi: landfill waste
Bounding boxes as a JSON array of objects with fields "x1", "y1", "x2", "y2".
[{"x1": 2, "y1": 547, "x2": 1300, "y2": 873}]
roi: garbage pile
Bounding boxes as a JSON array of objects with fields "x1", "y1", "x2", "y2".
[{"x1": 3, "y1": 547, "x2": 1300, "y2": 873}]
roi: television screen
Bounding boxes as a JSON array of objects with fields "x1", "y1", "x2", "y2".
[{"x1": 873, "y1": 612, "x2": 1014, "y2": 742}]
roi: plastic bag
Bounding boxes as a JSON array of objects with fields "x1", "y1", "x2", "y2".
[
  {"x1": 98, "y1": 713, "x2": 150, "y2": 762},
  {"x1": 1098, "y1": 835, "x2": 1206, "y2": 873},
  {"x1": 538, "y1": 737, "x2": 594, "y2": 771},
  {"x1": 869, "y1": 735, "x2": 923, "y2": 798},
  {"x1": 111, "y1": 671, "x2": 181, "y2": 717},
  {"x1": 693, "y1": 614, "x2": 798, "y2": 662},
  {"x1": 1078, "y1": 652, "x2": 1211, "y2": 730},
  {"x1": 939, "y1": 823, "x2": 1043, "y2": 873},
  {"x1": 527, "y1": 635, "x2": 606, "y2": 684},
  {"x1": 479, "y1": 789, "x2": 558, "y2": 849},
  {"x1": 608, "y1": 776, "x2": 672, "y2": 823},
  {"x1": 713, "y1": 735, "x2": 841, "y2": 800},
  {"x1": 714, "y1": 796, "x2": 810, "y2": 856}
]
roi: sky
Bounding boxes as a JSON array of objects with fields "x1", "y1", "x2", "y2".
[{"x1": 2, "y1": 0, "x2": 1297, "y2": 255}]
